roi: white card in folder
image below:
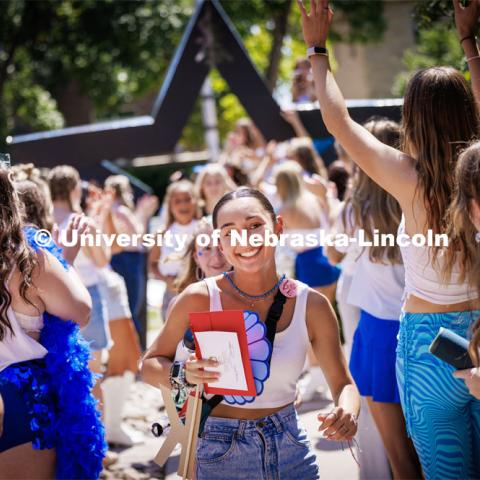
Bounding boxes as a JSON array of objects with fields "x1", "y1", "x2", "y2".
[{"x1": 195, "y1": 331, "x2": 248, "y2": 390}]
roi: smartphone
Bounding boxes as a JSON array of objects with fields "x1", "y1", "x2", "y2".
[{"x1": 429, "y1": 327, "x2": 474, "y2": 370}]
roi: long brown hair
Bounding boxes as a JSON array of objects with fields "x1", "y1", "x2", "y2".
[
  {"x1": 344, "y1": 118, "x2": 403, "y2": 264},
  {"x1": 445, "y1": 142, "x2": 480, "y2": 365},
  {"x1": 289, "y1": 137, "x2": 328, "y2": 179},
  {"x1": 402, "y1": 68, "x2": 479, "y2": 261},
  {"x1": 0, "y1": 167, "x2": 38, "y2": 340},
  {"x1": 48, "y1": 165, "x2": 81, "y2": 212}
]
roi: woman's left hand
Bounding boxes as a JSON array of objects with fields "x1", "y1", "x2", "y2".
[
  {"x1": 453, "y1": 0, "x2": 480, "y2": 39},
  {"x1": 298, "y1": 0, "x2": 334, "y2": 48},
  {"x1": 454, "y1": 367, "x2": 480, "y2": 399},
  {"x1": 318, "y1": 406, "x2": 357, "y2": 441}
]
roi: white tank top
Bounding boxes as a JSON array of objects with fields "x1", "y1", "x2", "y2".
[
  {"x1": 398, "y1": 217, "x2": 478, "y2": 305},
  {"x1": 203, "y1": 276, "x2": 310, "y2": 409}
]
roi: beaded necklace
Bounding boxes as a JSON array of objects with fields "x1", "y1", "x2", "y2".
[{"x1": 223, "y1": 271, "x2": 286, "y2": 308}]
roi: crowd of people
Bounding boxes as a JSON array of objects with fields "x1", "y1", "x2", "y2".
[{"x1": 1, "y1": 0, "x2": 480, "y2": 479}]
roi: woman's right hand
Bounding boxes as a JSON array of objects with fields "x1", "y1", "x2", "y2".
[
  {"x1": 185, "y1": 354, "x2": 221, "y2": 386},
  {"x1": 298, "y1": 0, "x2": 334, "y2": 48}
]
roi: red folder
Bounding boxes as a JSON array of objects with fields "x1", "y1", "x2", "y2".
[{"x1": 189, "y1": 310, "x2": 256, "y2": 397}]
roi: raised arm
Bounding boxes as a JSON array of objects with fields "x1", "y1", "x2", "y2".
[
  {"x1": 297, "y1": 0, "x2": 416, "y2": 204},
  {"x1": 454, "y1": 0, "x2": 480, "y2": 108}
]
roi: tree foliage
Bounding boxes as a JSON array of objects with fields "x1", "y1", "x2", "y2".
[
  {"x1": 393, "y1": 0, "x2": 474, "y2": 97},
  {"x1": 1, "y1": 0, "x2": 388, "y2": 149}
]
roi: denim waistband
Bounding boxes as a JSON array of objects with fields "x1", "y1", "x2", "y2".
[{"x1": 202, "y1": 403, "x2": 297, "y2": 438}]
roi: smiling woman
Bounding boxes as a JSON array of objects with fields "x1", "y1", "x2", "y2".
[{"x1": 141, "y1": 187, "x2": 360, "y2": 480}]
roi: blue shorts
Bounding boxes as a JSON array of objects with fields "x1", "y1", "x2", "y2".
[
  {"x1": 0, "y1": 375, "x2": 35, "y2": 452},
  {"x1": 81, "y1": 284, "x2": 111, "y2": 351},
  {"x1": 350, "y1": 309, "x2": 400, "y2": 403},
  {"x1": 295, "y1": 246, "x2": 340, "y2": 288},
  {"x1": 196, "y1": 404, "x2": 319, "y2": 480}
]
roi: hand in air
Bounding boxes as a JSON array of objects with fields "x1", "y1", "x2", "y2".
[
  {"x1": 318, "y1": 406, "x2": 357, "y2": 441},
  {"x1": 298, "y1": 0, "x2": 334, "y2": 48},
  {"x1": 453, "y1": 0, "x2": 480, "y2": 39},
  {"x1": 52, "y1": 213, "x2": 89, "y2": 265}
]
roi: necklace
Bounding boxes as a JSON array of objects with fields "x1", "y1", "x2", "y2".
[{"x1": 223, "y1": 271, "x2": 286, "y2": 308}]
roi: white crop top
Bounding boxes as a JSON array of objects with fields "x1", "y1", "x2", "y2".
[
  {"x1": 398, "y1": 217, "x2": 478, "y2": 305},
  {"x1": 203, "y1": 276, "x2": 310, "y2": 409},
  {"x1": 0, "y1": 272, "x2": 47, "y2": 372},
  {"x1": 347, "y1": 248, "x2": 405, "y2": 320}
]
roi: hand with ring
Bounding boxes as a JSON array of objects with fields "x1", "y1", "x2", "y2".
[
  {"x1": 317, "y1": 406, "x2": 358, "y2": 441},
  {"x1": 184, "y1": 354, "x2": 221, "y2": 386}
]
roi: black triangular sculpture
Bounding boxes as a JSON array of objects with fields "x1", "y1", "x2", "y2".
[{"x1": 7, "y1": 0, "x2": 401, "y2": 179}]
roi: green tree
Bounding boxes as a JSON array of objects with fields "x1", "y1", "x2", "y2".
[
  {"x1": 1, "y1": 0, "x2": 388, "y2": 150},
  {"x1": 393, "y1": 1, "x2": 474, "y2": 96}
]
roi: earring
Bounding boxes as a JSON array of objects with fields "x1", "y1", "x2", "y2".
[
  {"x1": 195, "y1": 265, "x2": 205, "y2": 281},
  {"x1": 476, "y1": 232, "x2": 480, "y2": 244}
]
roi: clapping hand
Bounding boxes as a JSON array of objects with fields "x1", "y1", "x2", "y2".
[{"x1": 52, "y1": 213, "x2": 89, "y2": 265}]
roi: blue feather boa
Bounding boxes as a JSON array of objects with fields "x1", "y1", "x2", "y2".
[{"x1": 0, "y1": 226, "x2": 106, "y2": 478}]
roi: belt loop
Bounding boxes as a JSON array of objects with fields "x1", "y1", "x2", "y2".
[
  {"x1": 270, "y1": 412, "x2": 284, "y2": 434},
  {"x1": 236, "y1": 420, "x2": 246, "y2": 439}
]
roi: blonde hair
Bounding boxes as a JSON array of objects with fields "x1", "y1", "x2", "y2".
[
  {"x1": 105, "y1": 175, "x2": 134, "y2": 210},
  {"x1": 175, "y1": 217, "x2": 214, "y2": 293},
  {"x1": 194, "y1": 164, "x2": 236, "y2": 212},
  {"x1": 274, "y1": 161, "x2": 305, "y2": 207},
  {"x1": 344, "y1": 118, "x2": 402, "y2": 265},
  {"x1": 160, "y1": 179, "x2": 198, "y2": 230}
]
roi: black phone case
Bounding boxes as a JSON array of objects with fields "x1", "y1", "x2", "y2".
[{"x1": 429, "y1": 327, "x2": 474, "y2": 370}]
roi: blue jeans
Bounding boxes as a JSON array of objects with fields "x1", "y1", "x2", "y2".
[
  {"x1": 110, "y1": 251, "x2": 146, "y2": 337},
  {"x1": 396, "y1": 310, "x2": 480, "y2": 480},
  {"x1": 195, "y1": 404, "x2": 319, "y2": 480},
  {"x1": 81, "y1": 284, "x2": 110, "y2": 351}
]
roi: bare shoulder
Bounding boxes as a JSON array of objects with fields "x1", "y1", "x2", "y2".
[
  {"x1": 304, "y1": 287, "x2": 338, "y2": 340},
  {"x1": 171, "y1": 280, "x2": 210, "y2": 313},
  {"x1": 305, "y1": 287, "x2": 332, "y2": 318}
]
